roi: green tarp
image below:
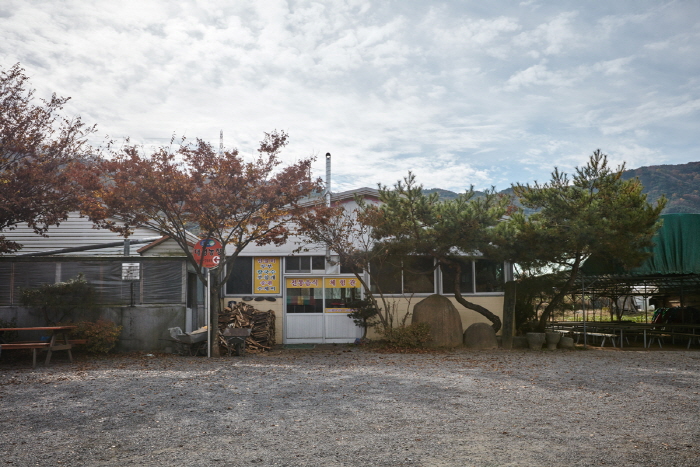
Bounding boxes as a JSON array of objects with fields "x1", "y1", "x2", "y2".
[{"x1": 582, "y1": 214, "x2": 700, "y2": 276}]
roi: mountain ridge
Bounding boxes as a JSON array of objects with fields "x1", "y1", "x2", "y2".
[{"x1": 424, "y1": 161, "x2": 700, "y2": 214}]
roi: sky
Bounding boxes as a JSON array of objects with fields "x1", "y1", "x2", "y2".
[{"x1": 1, "y1": 0, "x2": 699, "y2": 193}]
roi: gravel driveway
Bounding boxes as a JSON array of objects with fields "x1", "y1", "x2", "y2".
[{"x1": 1, "y1": 347, "x2": 698, "y2": 466}]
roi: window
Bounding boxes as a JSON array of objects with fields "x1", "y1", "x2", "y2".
[
  {"x1": 475, "y1": 259, "x2": 504, "y2": 292},
  {"x1": 324, "y1": 285, "x2": 360, "y2": 309},
  {"x1": 402, "y1": 256, "x2": 435, "y2": 294},
  {"x1": 440, "y1": 259, "x2": 474, "y2": 294},
  {"x1": 369, "y1": 257, "x2": 435, "y2": 295},
  {"x1": 286, "y1": 278, "x2": 324, "y2": 313},
  {"x1": 339, "y1": 258, "x2": 355, "y2": 274},
  {"x1": 285, "y1": 256, "x2": 325, "y2": 273},
  {"x1": 369, "y1": 259, "x2": 402, "y2": 294},
  {"x1": 442, "y1": 259, "x2": 504, "y2": 294},
  {"x1": 226, "y1": 257, "x2": 253, "y2": 295}
]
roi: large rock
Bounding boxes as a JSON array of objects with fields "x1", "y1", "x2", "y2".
[
  {"x1": 463, "y1": 322, "x2": 498, "y2": 349},
  {"x1": 412, "y1": 294, "x2": 463, "y2": 347}
]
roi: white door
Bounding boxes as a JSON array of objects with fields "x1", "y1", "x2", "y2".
[{"x1": 284, "y1": 277, "x2": 362, "y2": 343}]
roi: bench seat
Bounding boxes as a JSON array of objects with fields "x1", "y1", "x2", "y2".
[{"x1": 0, "y1": 342, "x2": 51, "y2": 367}]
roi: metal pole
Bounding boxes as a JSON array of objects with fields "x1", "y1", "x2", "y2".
[
  {"x1": 206, "y1": 268, "x2": 211, "y2": 358},
  {"x1": 582, "y1": 274, "x2": 587, "y2": 348}
]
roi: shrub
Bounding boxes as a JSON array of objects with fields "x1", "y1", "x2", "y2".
[
  {"x1": 0, "y1": 317, "x2": 18, "y2": 342},
  {"x1": 20, "y1": 273, "x2": 97, "y2": 324},
  {"x1": 70, "y1": 320, "x2": 123, "y2": 354},
  {"x1": 377, "y1": 322, "x2": 431, "y2": 348},
  {"x1": 346, "y1": 297, "x2": 380, "y2": 339}
]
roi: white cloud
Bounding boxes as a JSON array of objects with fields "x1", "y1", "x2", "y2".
[
  {"x1": 513, "y1": 11, "x2": 578, "y2": 55},
  {"x1": 1, "y1": 0, "x2": 698, "y2": 194}
]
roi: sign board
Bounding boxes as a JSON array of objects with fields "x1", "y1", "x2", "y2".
[
  {"x1": 324, "y1": 277, "x2": 361, "y2": 288},
  {"x1": 286, "y1": 278, "x2": 321, "y2": 288},
  {"x1": 122, "y1": 263, "x2": 140, "y2": 280},
  {"x1": 193, "y1": 238, "x2": 223, "y2": 269},
  {"x1": 254, "y1": 257, "x2": 280, "y2": 294}
]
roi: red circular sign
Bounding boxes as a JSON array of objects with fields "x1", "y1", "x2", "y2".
[{"x1": 193, "y1": 238, "x2": 223, "y2": 268}]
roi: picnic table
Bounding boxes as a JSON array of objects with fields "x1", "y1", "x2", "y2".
[{"x1": 0, "y1": 326, "x2": 78, "y2": 367}]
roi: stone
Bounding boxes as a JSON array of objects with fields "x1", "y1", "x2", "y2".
[
  {"x1": 412, "y1": 294, "x2": 463, "y2": 347},
  {"x1": 463, "y1": 322, "x2": 498, "y2": 349},
  {"x1": 558, "y1": 336, "x2": 575, "y2": 349}
]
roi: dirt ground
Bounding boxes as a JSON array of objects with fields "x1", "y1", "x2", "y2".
[{"x1": 1, "y1": 346, "x2": 699, "y2": 466}]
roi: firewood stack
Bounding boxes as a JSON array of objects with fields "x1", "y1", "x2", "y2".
[{"x1": 218, "y1": 301, "x2": 276, "y2": 353}]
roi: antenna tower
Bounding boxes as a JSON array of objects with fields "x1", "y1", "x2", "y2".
[{"x1": 219, "y1": 130, "x2": 223, "y2": 155}]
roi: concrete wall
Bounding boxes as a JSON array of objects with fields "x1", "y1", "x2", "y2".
[{"x1": 0, "y1": 304, "x2": 186, "y2": 352}]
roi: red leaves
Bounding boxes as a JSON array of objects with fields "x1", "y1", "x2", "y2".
[
  {"x1": 0, "y1": 63, "x2": 99, "y2": 253},
  {"x1": 93, "y1": 130, "x2": 322, "y2": 295}
]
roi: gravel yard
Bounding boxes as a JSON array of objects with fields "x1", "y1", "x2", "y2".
[{"x1": 1, "y1": 347, "x2": 699, "y2": 466}]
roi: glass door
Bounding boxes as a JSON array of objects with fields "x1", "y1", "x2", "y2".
[{"x1": 284, "y1": 277, "x2": 362, "y2": 343}]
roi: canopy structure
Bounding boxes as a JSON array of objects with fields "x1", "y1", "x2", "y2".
[{"x1": 580, "y1": 214, "x2": 700, "y2": 301}]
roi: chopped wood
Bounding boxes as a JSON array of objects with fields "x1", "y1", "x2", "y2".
[{"x1": 218, "y1": 302, "x2": 275, "y2": 353}]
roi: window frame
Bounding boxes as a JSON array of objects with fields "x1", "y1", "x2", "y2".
[
  {"x1": 284, "y1": 256, "x2": 326, "y2": 274},
  {"x1": 439, "y1": 258, "x2": 507, "y2": 295}
]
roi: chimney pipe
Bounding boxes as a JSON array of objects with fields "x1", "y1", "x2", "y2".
[{"x1": 325, "y1": 152, "x2": 331, "y2": 207}]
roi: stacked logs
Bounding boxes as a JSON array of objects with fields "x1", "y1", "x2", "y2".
[{"x1": 218, "y1": 301, "x2": 276, "y2": 353}]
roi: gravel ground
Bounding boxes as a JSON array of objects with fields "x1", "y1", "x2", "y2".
[{"x1": 1, "y1": 346, "x2": 699, "y2": 466}]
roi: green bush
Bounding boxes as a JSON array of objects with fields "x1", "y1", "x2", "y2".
[
  {"x1": 378, "y1": 322, "x2": 432, "y2": 348},
  {"x1": 0, "y1": 317, "x2": 18, "y2": 342},
  {"x1": 346, "y1": 297, "x2": 380, "y2": 339},
  {"x1": 20, "y1": 274, "x2": 97, "y2": 324},
  {"x1": 69, "y1": 320, "x2": 123, "y2": 354}
]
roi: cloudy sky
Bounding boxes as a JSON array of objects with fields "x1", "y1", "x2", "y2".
[{"x1": 2, "y1": 1, "x2": 699, "y2": 192}]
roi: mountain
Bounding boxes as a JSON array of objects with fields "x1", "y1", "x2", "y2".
[
  {"x1": 425, "y1": 161, "x2": 700, "y2": 214},
  {"x1": 621, "y1": 161, "x2": 700, "y2": 214}
]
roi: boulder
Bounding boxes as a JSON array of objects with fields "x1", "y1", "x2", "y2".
[
  {"x1": 412, "y1": 294, "x2": 463, "y2": 347},
  {"x1": 463, "y1": 322, "x2": 498, "y2": 349}
]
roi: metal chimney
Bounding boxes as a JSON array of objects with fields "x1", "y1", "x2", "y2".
[{"x1": 325, "y1": 152, "x2": 331, "y2": 207}]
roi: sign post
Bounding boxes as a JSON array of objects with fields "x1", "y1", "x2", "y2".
[
  {"x1": 193, "y1": 239, "x2": 223, "y2": 357},
  {"x1": 193, "y1": 239, "x2": 223, "y2": 269}
]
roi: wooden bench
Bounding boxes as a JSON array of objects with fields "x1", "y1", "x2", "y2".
[
  {"x1": 0, "y1": 342, "x2": 51, "y2": 367},
  {"x1": 571, "y1": 331, "x2": 618, "y2": 347},
  {"x1": 646, "y1": 331, "x2": 699, "y2": 349}
]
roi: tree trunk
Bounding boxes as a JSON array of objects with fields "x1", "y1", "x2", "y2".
[
  {"x1": 452, "y1": 264, "x2": 502, "y2": 333},
  {"x1": 536, "y1": 256, "x2": 582, "y2": 332}
]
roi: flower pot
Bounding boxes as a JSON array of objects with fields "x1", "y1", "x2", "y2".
[
  {"x1": 545, "y1": 332, "x2": 561, "y2": 350},
  {"x1": 526, "y1": 332, "x2": 546, "y2": 350},
  {"x1": 558, "y1": 336, "x2": 575, "y2": 349}
]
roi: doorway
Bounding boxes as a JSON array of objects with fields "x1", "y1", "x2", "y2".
[{"x1": 284, "y1": 277, "x2": 362, "y2": 343}]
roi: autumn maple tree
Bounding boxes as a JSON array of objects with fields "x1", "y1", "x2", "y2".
[
  {"x1": 91, "y1": 131, "x2": 321, "y2": 353},
  {"x1": 295, "y1": 197, "x2": 398, "y2": 332},
  {"x1": 0, "y1": 63, "x2": 99, "y2": 253}
]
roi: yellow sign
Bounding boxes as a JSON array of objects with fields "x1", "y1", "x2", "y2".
[
  {"x1": 254, "y1": 257, "x2": 280, "y2": 294},
  {"x1": 286, "y1": 278, "x2": 322, "y2": 288},
  {"x1": 324, "y1": 277, "x2": 361, "y2": 288}
]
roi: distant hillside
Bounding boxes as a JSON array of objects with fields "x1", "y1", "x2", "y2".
[
  {"x1": 425, "y1": 161, "x2": 700, "y2": 214},
  {"x1": 621, "y1": 161, "x2": 700, "y2": 214}
]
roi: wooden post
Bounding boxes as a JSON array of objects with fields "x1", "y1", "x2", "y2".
[{"x1": 501, "y1": 281, "x2": 517, "y2": 349}]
